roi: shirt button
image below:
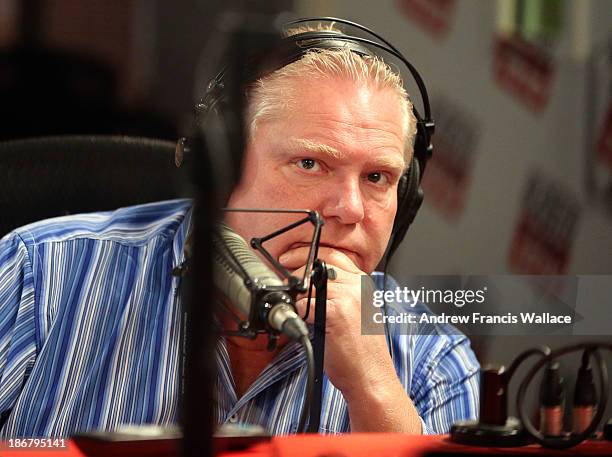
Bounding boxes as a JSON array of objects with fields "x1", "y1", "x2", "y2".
[{"x1": 228, "y1": 414, "x2": 238, "y2": 423}]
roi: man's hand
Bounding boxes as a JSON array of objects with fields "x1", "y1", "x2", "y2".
[{"x1": 278, "y1": 246, "x2": 423, "y2": 433}]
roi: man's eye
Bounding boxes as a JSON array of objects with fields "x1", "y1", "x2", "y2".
[
  {"x1": 296, "y1": 158, "x2": 320, "y2": 171},
  {"x1": 367, "y1": 172, "x2": 389, "y2": 185}
]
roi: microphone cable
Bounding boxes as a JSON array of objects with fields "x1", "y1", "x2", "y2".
[
  {"x1": 272, "y1": 312, "x2": 314, "y2": 433},
  {"x1": 298, "y1": 335, "x2": 315, "y2": 433}
]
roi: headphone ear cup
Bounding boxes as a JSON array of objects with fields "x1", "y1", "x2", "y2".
[
  {"x1": 405, "y1": 157, "x2": 423, "y2": 221},
  {"x1": 394, "y1": 172, "x2": 410, "y2": 231},
  {"x1": 388, "y1": 158, "x2": 423, "y2": 259}
]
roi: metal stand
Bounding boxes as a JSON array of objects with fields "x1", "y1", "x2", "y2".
[{"x1": 307, "y1": 260, "x2": 329, "y2": 433}]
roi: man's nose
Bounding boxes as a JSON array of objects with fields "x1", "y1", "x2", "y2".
[{"x1": 321, "y1": 177, "x2": 365, "y2": 225}]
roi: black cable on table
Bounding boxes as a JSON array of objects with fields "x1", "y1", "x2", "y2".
[{"x1": 516, "y1": 342, "x2": 611, "y2": 449}]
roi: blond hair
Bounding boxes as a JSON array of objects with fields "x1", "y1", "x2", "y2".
[{"x1": 245, "y1": 24, "x2": 417, "y2": 162}]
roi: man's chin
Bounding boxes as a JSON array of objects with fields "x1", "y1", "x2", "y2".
[
  {"x1": 314, "y1": 247, "x2": 367, "y2": 273},
  {"x1": 280, "y1": 241, "x2": 381, "y2": 274}
]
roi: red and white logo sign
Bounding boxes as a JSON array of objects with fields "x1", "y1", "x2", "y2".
[
  {"x1": 493, "y1": 34, "x2": 555, "y2": 113},
  {"x1": 597, "y1": 102, "x2": 612, "y2": 172},
  {"x1": 421, "y1": 96, "x2": 480, "y2": 221},
  {"x1": 396, "y1": 0, "x2": 457, "y2": 39},
  {"x1": 508, "y1": 171, "x2": 581, "y2": 275}
]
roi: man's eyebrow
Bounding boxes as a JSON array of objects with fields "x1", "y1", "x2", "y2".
[
  {"x1": 287, "y1": 138, "x2": 346, "y2": 159},
  {"x1": 368, "y1": 155, "x2": 406, "y2": 174},
  {"x1": 286, "y1": 138, "x2": 406, "y2": 172}
]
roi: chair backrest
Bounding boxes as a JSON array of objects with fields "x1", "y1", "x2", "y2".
[{"x1": 0, "y1": 135, "x2": 191, "y2": 237}]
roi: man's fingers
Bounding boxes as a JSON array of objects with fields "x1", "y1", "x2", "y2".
[
  {"x1": 295, "y1": 297, "x2": 315, "y2": 324},
  {"x1": 287, "y1": 264, "x2": 309, "y2": 290},
  {"x1": 278, "y1": 246, "x2": 311, "y2": 270}
]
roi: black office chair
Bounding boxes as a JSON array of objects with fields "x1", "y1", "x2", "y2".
[{"x1": 0, "y1": 135, "x2": 192, "y2": 237}]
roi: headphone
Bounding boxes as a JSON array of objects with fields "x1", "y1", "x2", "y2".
[{"x1": 187, "y1": 16, "x2": 434, "y2": 262}]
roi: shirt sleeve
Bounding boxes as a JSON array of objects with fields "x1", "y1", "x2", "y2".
[
  {"x1": 373, "y1": 273, "x2": 480, "y2": 435},
  {"x1": 410, "y1": 333, "x2": 480, "y2": 434},
  {"x1": 0, "y1": 232, "x2": 38, "y2": 420}
]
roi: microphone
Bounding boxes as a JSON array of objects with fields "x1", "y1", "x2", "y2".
[{"x1": 213, "y1": 223, "x2": 308, "y2": 340}]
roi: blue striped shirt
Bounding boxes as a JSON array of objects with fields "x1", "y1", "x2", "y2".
[{"x1": 0, "y1": 199, "x2": 479, "y2": 437}]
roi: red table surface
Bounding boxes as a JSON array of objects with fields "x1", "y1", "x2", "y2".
[{"x1": 2, "y1": 434, "x2": 611, "y2": 457}]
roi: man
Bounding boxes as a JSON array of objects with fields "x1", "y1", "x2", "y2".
[{"x1": 0, "y1": 21, "x2": 479, "y2": 437}]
